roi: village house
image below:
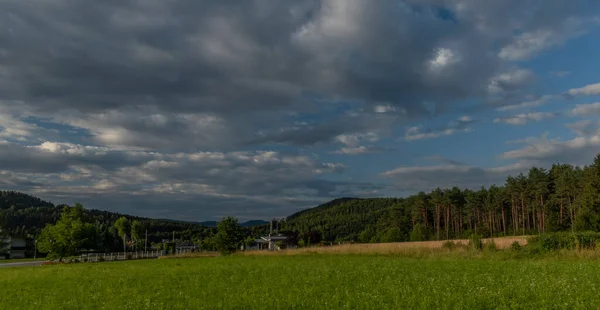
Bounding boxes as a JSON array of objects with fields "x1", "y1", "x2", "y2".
[
  {"x1": 1, "y1": 236, "x2": 26, "y2": 259},
  {"x1": 248, "y1": 235, "x2": 290, "y2": 251}
]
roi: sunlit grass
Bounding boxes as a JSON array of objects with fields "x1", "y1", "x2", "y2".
[
  {"x1": 240, "y1": 236, "x2": 528, "y2": 258},
  {"x1": 2, "y1": 251, "x2": 600, "y2": 309}
]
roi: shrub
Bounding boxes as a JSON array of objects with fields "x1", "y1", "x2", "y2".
[
  {"x1": 441, "y1": 241, "x2": 455, "y2": 250},
  {"x1": 409, "y1": 223, "x2": 427, "y2": 242},
  {"x1": 528, "y1": 231, "x2": 600, "y2": 252},
  {"x1": 468, "y1": 234, "x2": 483, "y2": 251},
  {"x1": 575, "y1": 231, "x2": 600, "y2": 250},
  {"x1": 510, "y1": 241, "x2": 521, "y2": 252},
  {"x1": 484, "y1": 239, "x2": 497, "y2": 252}
]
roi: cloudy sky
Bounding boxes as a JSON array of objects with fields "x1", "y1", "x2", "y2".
[{"x1": 1, "y1": 0, "x2": 600, "y2": 221}]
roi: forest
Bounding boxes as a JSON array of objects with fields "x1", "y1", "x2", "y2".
[
  {"x1": 281, "y1": 154, "x2": 600, "y2": 244},
  {"x1": 3, "y1": 154, "x2": 600, "y2": 254}
]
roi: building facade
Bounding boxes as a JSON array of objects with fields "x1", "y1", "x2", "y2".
[{"x1": 1, "y1": 236, "x2": 26, "y2": 259}]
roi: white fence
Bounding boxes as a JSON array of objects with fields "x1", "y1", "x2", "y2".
[{"x1": 77, "y1": 249, "x2": 197, "y2": 263}]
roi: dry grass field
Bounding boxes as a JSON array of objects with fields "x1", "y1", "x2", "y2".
[
  {"x1": 241, "y1": 236, "x2": 529, "y2": 257},
  {"x1": 154, "y1": 236, "x2": 530, "y2": 260}
]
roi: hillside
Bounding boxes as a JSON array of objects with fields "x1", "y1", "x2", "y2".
[
  {"x1": 0, "y1": 191, "x2": 55, "y2": 210},
  {"x1": 0, "y1": 191, "x2": 214, "y2": 240},
  {"x1": 282, "y1": 198, "x2": 404, "y2": 242},
  {"x1": 5, "y1": 153, "x2": 600, "y2": 247}
]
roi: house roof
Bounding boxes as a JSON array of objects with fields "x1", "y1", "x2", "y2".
[{"x1": 260, "y1": 235, "x2": 288, "y2": 241}]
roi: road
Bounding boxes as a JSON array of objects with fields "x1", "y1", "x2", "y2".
[{"x1": 0, "y1": 261, "x2": 47, "y2": 268}]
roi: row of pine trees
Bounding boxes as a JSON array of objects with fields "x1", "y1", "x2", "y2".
[
  {"x1": 282, "y1": 155, "x2": 600, "y2": 243},
  {"x1": 404, "y1": 155, "x2": 600, "y2": 240}
]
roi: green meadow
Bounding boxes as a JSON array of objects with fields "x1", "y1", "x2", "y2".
[{"x1": 2, "y1": 254, "x2": 600, "y2": 309}]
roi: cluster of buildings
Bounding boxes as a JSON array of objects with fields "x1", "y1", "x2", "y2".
[
  {"x1": 250, "y1": 235, "x2": 290, "y2": 251},
  {"x1": 0, "y1": 236, "x2": 26, "y2": 259},
  {"x1": 247, "y1": 220, "x2": 292, "y2": 251}
]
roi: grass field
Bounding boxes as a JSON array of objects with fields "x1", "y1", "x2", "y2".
[{"x1": 2, "y1": 251, "x2": 600, "y2": 309}]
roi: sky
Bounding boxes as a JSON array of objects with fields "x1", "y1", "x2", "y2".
[{"x1": 1, "y1": 0, "x2": 600, "y2": 221}]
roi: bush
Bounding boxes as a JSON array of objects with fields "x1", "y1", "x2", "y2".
[
  {"x1": 468, "y1": 234, "x2": 483, "y2": 251},
  {"x1": 527, "y1": 231, "x2": 600, "y2": 252},
  {"x1": 511, "y1": 241, "x2": 522, "y2": 252},
  {"x1": 409, "y1": 223, "x2": 427, "y2": 242},
  {"x1": 441, "y1": 241, "x2": 455, "y2": 250},
  {"x1": 484, "y1": 239, "x2": 497, "y2": 252}
]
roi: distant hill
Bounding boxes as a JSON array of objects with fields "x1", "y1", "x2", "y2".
[
  {"x1": 282, "y1": 197, "x2": 403, "y2": 242},
  {"x1": 241, "y1": 220, "x2": 269, "y2": 227},
  {"x1": 198, "y1": 220, "x2": 269, "y2": 227},
  {"x1": 0, "y1": 191, "x2": 214, "y2": 239},
  {"x1": 286, "y1": 197, "x2": 361, "y2": 220},
  {"x1": 0, "y1": 190, "x2": 55, "y2": 210},
  {"x1": 0, "y1": 191, "x2": 272, "y2": 238}
]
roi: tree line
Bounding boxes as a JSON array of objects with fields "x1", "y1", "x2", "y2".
[
  {"x1": 5, "y1": 154, "x2": 600, "y2": 257},
  {"x1": 34, "y1": 205, "x2": 247, "y2": 260},
  {"x1": 282, "y1": 155, "x2": 600, "y2": 243}
]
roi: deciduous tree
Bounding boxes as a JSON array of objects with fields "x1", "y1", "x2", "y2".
[
  {"x1": 37, "y1": 205, "x2": 98, "y2": 261},
  {"x1": 215, "y1": 216, "x2": 244, "y2": 255}
]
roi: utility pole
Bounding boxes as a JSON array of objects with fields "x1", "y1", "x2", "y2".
[
  {"x1": 172, "y1": 231, "x2": 175, "y2": 242},
  {"x1": 34, "y1": 239, "x2": 37, "y2": 260},
  {"x1": 145, "y1": 229, "x2": 148, "y2": 253}
]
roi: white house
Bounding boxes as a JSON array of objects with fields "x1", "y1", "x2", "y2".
[
  {"x1": 261, "y1": 235, "x2": 289, "y2": 251},
  {"x1": 1, "y1": 236, "x2": 26, "y2": 259}
]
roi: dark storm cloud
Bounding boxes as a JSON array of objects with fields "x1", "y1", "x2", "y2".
[
  {"x1": 1, "y1": 0, "x2": 570, "y2": 120},
  {"x1": 0, "y1": 0, "x2": 598, "y2": 219},
  {"x1": 0, "y1": 141, "x2": 150, "y2": 173}
]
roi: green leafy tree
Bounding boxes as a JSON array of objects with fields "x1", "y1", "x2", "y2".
[
  {"x1": 131, "y1": 220, "x2": 145, "y2": 250},
  {"x1": 358, "y1": 227, "x2": 376, "y2": 243},
  {"x1": 244, "y1": 236, "x2": 256, "y2": 250},
  {"x1": 37, "y1": 205, "x2": 98, "y2": 261},
  {"x1": 380, "y1": 227, "x2": 404, "y2": 243},
  {"x1": 215, "y1": 216, "x2": 244, "y2": 255},
  {"x1": 0, "y1": 226, "x2": 9, "y2": 257},
  {"x1": 114, "y1": 217, "x2": 131, "y2": 253}
]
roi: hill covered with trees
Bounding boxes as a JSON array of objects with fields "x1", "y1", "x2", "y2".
[
  {"x1": 0, "y1": 191, "x2": 216, "y2": 247},
  {"x1": 5, "y1": 154, "x2": 600, "y2": 251},
  {"x1": 282, "y1": 155, "x2": 600, "y2": 244}
]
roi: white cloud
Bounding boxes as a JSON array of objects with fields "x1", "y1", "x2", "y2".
[
  {"x1": 405, "y1": 116, "x2": 475, "y2": 141},
  {"x1": 332, "y1": 146, "x2": 371, "y2": 155},
  {"x1": 568, "y1": 84, "x2": 600, "y2": 96},
  {"x1": 498, "y1": 16, "x2": 592, "y2": 61},
  {"x1": 496, "y1": 95, "x2": 556, "y2": 111},
  {"x1": 550, "y1": 71, "x2": 571, "y2": 78},
  {"x1": 380, "y1": 162, "x2": 529, "y2": 192},
  {"x1": 374, "y1": 105, "x2": 397, "y2": 113},
  {"x1": 336, "y1": 132, "x2": 379, "y2": 147},
  {"x1": 488, "y1": 68, "x2": 535, "y2": 94},
  {"x1": 498, "y1": 29, "x2": 559, "y2": 61},
  {"x1": 493, "y1": 112, "x2": 558, "y2": 125},
  {"x1": 570, "y1": 102, "x2": 600, "y2": 116},
  {"x1": 501, "y1": 130, "x2": 600, "y2": 167},
  {"x1": 428, "y1": 47, "x2": 460, "y2": 72}
]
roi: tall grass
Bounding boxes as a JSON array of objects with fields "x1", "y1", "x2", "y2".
[
  {"x1": 3, "y1": 254, "x2": 600, "y2": 309},
  {"x1": 239, "y1": 236, "x2": 528, "y2": 259}
]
